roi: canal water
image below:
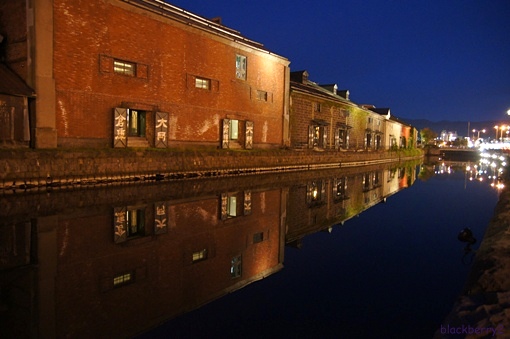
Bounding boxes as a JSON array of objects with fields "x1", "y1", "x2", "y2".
[{"x1": 0, "y1": 154, "x2": 504, "y2": 338}]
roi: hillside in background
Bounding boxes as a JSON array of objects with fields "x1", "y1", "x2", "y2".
[{"x1": 401, "y1": 118, "x2": 503, "y2": 139}]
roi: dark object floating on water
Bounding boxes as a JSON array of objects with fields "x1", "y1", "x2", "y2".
[{"x1": 458, "y1": 227, "x2": 476, "y2": 244}]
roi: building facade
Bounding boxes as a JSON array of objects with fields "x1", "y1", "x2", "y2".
[
  {"x1": 289, "y1": 71, "x2": 414, "y2": 152},
  {"x1": 0, "y1": 0, "x2": 290, "y2": 149}
]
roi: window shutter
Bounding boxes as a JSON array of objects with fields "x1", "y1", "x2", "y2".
[
  {"x1": 335, "y1": 129, "x2": 340, "y2": 150},
  {"x1": 220, "y1": 194, "x2": 228, "y2": 220},
  {"x1": 243, "y1": 191, "x2": 252, "y2": 215},
  {"x1": 113, "y1": 207, "x2": 127, "y2": 243},
  {"x1": 323, "y1": 127, "x2": 328, "y2": 149},
  {"x1": 113, "y1": 108, "x2": 128, "y2": 148},
  {"x1": 308, "y1": 125, "x2": 314, "y2": 148},
  {"x1": 245, "y1": 121, "x2": 253, "y2": 149},
  {"x1": 154, "y1": 202, "x2": 168, "y2": 235},
  {"x1": 222, "y1": 119, "x2": 230, "y2": 149},
  {"x1": 155, "y1": 112, "x2": 169, "y2": 148}
]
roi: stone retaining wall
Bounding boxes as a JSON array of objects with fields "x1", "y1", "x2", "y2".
[
  {"x1": 435, "y1": 169, "x2": 510, "y2": 338},
  {"x1": 0, "y1": 148, "x2": 421, "y2": 192}
]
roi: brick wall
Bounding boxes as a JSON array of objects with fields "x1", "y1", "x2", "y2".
[
  {"x1": 52, "y1": 0, "x2": 289, "y2": 148},
  {"x1": 0, "y1": 0, "x2": 28, "y2": 81}
]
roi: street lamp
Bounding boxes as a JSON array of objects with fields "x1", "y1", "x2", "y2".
[{"x1": 472, "y1": 128, "x2": 486, "y2": 140}]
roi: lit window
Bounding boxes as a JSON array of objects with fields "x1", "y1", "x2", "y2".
[
  {"x1": 192, "y1": 249, "x2": 208, "y2": 263},
  {"x1": 257, "y1": 90, "x2": 267, "y2": 101},
  {"x1": 114, "y1": 60, "x2": 136, "y2": 76},
  {"x1": 236, "y1": 54, "x2": 247, "y2": 80},
  {"x1": 227, "y1": 196, "x2": 237, "y2": 217},
  {"x1": 126, "y1": 208, "x2": 145, "y2": 238},
  {"x1": 113, "y1": 273, "x2": 132, "y2": 287},
  {"x1": 230, "y1": 255, "x2": 242, "y2": 278},
  {"x1": 229, "y1": 120, "x2": 239, "y2": 140},
  {"x1": 195, "y1": 77, "x2": 210, "y2": 90}
]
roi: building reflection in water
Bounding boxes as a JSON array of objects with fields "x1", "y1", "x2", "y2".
[
  {"x1": 430, "y1": 150, "x2": 507, "y2": 191},
  {"x1": 0, "y1": 160, "x2": 419, "y2": 338}
]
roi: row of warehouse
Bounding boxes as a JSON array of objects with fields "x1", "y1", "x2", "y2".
[{"x1": 0, "y1": 0, "x2": 417, "y2": 151}]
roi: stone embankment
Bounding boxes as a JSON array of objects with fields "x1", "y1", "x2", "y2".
[
  {"x1": 0, "y1": 148, "x2": 422, "y2": 193},
  {"x1": 436, "y1": 173, "x2": 510, "y2": 338}
]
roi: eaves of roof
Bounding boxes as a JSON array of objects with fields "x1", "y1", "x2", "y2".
[
  {"x1": 0, "y1": 63, "x2": 35, "y2": 97},
  {"x1": 122, "y1": 0, "x2": 288, "y2": 62},
  {"x1": 290, "y1": 81, "x2": 354, "y2": 106},
  {"x1": 389, "y1": 115, "x2": 412, "y2": 127}
]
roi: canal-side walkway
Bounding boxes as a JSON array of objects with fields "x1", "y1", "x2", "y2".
[{"x1": 436, "y1": 174, "x2": 510, "y2": 338}]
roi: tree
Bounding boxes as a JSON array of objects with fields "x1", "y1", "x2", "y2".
[{"x1": 421, "y1": 128, "x2": 437, "y2": 145}]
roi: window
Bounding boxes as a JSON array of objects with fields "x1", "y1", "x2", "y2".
[
  {"x1": 366, "y1": 132, "x2": 372, "y2": 148},
  {"x1": 253, "y1": 232, "x2": 264, "y2": 244},
  {"x1": 335, "y1": 177, "x2": 348, "y2": 200},
  {"x1": 126, "y1": 208, "x2": 145, "y2": 238},
  {"x1": 236, "y1": 54, "x2": 247, "y2": 80},
  {"x1": 114, "y1": 59, "x2": 136, "y2": 76},
  {"x1": 336, "y1": 128, "x2": 350, "y2": 149},
  {"x1": 195, "y1": 77, "x2": 210, "y2": 90},
  {"x1": 113, "y1": 272, "x2": 133, "y2": 287},
  {"x1": 229, "y1": 120, "x2": 239, "y2": 140},
  {"x1": 230, "y1": 255, "x2": 242, "y2": 278},
  {"x1": 192, "y1": 249, "x2": 208, "y2": 263},
  {"x1": 128, "y1": 109, "x2": 146, "y2": 137},
  {"x1": 227, "y1": 196, "x2": 237, "y2": 217},
  {"x1": 257, "y1": 90, "x2": 268, "y2": 101},
  {"x1": 314, "y1": 102, "x2": 321, "y2": 112}
]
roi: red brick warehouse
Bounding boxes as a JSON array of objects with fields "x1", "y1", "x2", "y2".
[{"x1": 0, "y1": 0, "x2": 291, "y2": 149}]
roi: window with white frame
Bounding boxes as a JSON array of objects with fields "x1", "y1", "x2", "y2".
[
  {"x1": 114, "y1": 59, "x2": 136, "y2": 76},
  {"x1": 195, "y1": 77, "x2": 211, "y2": 90},
  {"x1": 236, "y1": 54, "x2": 247, "y2": 80},
  {"x1": 229, "y1": 119, "x2": 239, "y2": 140}
]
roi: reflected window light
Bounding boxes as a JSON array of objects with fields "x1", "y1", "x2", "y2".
[
  {"x1": 113, "y1": 272, "x2": 133, "y2": 287},
  {"x1": 230, "y1": 255, "x2": 242, "y2": 278},
  {"x1": 192, "y1": 249, "x2": 208, "y2": 263}
]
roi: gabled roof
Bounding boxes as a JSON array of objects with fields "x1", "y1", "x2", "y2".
[
  {"x1": 0, "y1": 63, "x2": 35, "y2": 97},
  {"x1": 290, "y1": 71, "x2": 353, "y2": 106}
]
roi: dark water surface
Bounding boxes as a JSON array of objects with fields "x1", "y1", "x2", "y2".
[
  {"x1": 139, "y1": 164, "x2": 500, "y2": 339},
  {"x1": 0, "y1": 158, "x2": 503, "y2": 339}
]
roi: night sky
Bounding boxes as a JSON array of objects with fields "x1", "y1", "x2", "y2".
[{"x1": 166, "y1": 0, "x2": 510, "y2": 123}]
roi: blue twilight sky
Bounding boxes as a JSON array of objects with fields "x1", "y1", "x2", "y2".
[{"x1": 166, "y1": 0, "x2": 510, "y2": 123}]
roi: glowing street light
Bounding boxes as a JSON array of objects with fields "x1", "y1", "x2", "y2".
[
  {"x1": 494, "y1": 125, "x2": 508, "y2": 142},
  {"x1": 472, "y1": 128, "x2": 486, "y2": 140}
]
